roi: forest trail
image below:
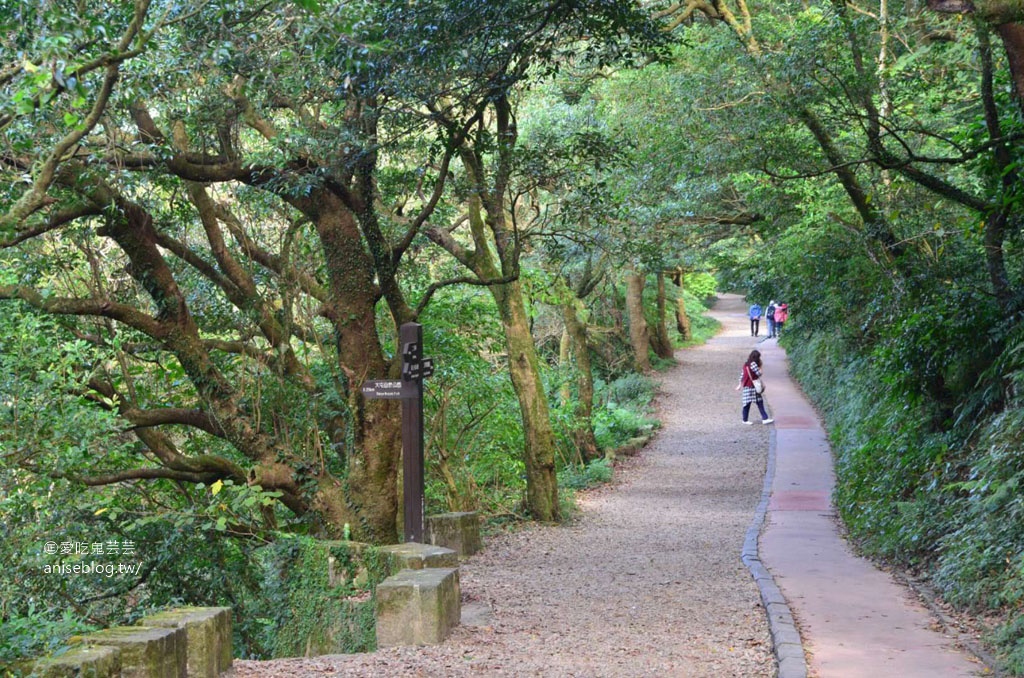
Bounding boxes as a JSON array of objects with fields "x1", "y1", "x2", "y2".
[
  {"x1": 231, "y1": 294, "x2": 982, "y2": 677},
  {"x1": 233, "y1": 294, "x2": 775, "y2": 676}
]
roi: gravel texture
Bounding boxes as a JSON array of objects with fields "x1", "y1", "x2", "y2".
[{"x1": 231, "y1": 294, "x2": 774, "y2": 677}]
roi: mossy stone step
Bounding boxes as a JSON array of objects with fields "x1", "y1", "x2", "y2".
[
  {"x1": 81, "y1": 625, "x2": 186, "y2": 677},
  {"x1": 32, "y1": 644, "x2": 121, "y2": 677},
  {"x1": 142, "y1": 607, "x2": 232, "y2": 677},
  {"x1": 375, "y1": 567, "x2": 460, "y2": 647},
  {"x1": 379, "y1": 541, "x2": 458, "y2": 570}
]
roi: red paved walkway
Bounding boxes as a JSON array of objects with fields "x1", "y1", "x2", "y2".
[{"x1": 755, "y1": 333, "x2": 986, "y2": 677}]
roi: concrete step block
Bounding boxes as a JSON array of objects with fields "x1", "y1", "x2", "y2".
[
  {"x1": 376, "y1": 567, "x2": 460, "y2": 647},
  {"x1": 141, "y1": 607, "x2": 232, "y2": 677},
  {"x1": 32, "y1": 644, "x2": 121, "y2": 677},
  {"x1": 82, "y1": 626, "x2": 185, "y2": 678},
  {"x1": 425, "y1": 512, "x2": 481, "y2": 557},
  {"x1": 379, "y1": 542, "x2": 457, "y2": 571}
]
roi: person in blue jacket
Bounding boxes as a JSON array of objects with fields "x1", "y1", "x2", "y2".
[{"x1": 748, "y1": 302, "x2": 762, "y2": 337}]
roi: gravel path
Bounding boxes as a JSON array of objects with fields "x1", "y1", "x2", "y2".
[{"x1": 231, "y1": 294, "x2": 774, "y2": 677}]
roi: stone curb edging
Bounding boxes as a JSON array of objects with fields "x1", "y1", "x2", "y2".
[{"x1": 741, "y1": 426, "x2": 809, "y2": 678}]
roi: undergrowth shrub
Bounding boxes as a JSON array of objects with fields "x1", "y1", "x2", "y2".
[
  {"x1": 559, "y1": 458, "x2": 614, "y2": 490},
  {"x1": 685, "y1": 272, "x2": 718, "y2": 304},
  {"x1": 0, "y1": 608, "x2": 96, "y2": 669},
  {"x1": 603, "y1": 372, "x2": 656, "y2": 404},
  {"x1": 685, "y1": 308, "x2": 719, "y2": 344},
  {"x1": 931, "y1": 325, "x2": 1024, "y2": 672},
  {"x1": 239, "y1": 536, "x2": 390, "y2": 659}
]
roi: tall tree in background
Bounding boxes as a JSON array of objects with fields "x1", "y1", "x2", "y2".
[{"x1": 398, "y1": 0, "x2": 667, "y2": 520}]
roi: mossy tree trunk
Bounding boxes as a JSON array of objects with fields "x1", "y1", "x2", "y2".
[
  {"x1": 649, "y1": 271, "x2": 674, "y2": 359},
  {"x1": 562, "y1": 298, "x2": 601, "y2": 462},
  {"x1": 559, "y1": 327, "x2": 572, "y2": 405},
  {"x1": 425, "y1": 93, "x2": 560, "y2": 522},
  {"x1": 626, "y1": 268, "x2": 652, "y2": 372},
  {"x1": 308, "y1": 191, "x2": 402, "y2": 543},
  {"x1": 673, "y1": 267, "x2": 692, "y2": 341},
  {"x1": 491, "y1": 280, "x2": 561, "y2": 521}
]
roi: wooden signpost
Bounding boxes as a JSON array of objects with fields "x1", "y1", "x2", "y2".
[{"x1": 361, "y1": 322, "x2": 434, "y2": 543}]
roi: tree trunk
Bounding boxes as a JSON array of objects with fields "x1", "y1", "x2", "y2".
[
  {"x1": 626, "y1": 269, "x2": 651, "y2": 372},
  {"x1": 558, "y1": 326, "x2": 572, "y2": 404},
  {"x1": 673, "y1": 268, "x2": 692, "y2": 340},
  {"x1": 978, "y1": 28, "x2": 1018, "y2": 315},
  {"x1": 313, "y1": 193, "x2": 401, "y2": 543},
  {"x1": 984, "y1": 209, "x2": 1013, "y2": 313},
  {"x1": 562, "y1": 299, "x2": 601, "y2": 463},
  {"x1": 994, "y1": 23, "x2": 1024, "y2": 117},
  {"x1": 649, "y1": 271, "x2": 674, "y2": 359},
  {"x1": 491, "y1": 280, "x2": 561, "y2": 521}
]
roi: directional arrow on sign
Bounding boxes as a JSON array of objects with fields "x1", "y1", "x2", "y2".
[{"x1": 402, "y1": 357, "x2": 434, "y2": 382}]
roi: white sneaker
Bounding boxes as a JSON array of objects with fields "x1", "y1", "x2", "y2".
[
  {"x1": 743, "y1": 420, "x2": 753, "y2": 425},
  {"x1": 762, "y1": 418, "x2": 774, "y2": 424}
]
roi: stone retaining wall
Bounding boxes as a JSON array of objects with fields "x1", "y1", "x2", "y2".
[{"x1": 28, "y1": 516, "x2": 484, "y2": 670}]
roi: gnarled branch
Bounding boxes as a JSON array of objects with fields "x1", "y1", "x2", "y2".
[{"x1": 0, "y1": 285, "x2": 166, "y2": 338}]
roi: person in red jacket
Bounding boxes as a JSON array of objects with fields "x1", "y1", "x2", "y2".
[
  {"x1": 736, "y1": 349, "x2": 773, "y2": 425},
  {"x1": 773, "y1": 303, "x2": 789, "y2": 336}
]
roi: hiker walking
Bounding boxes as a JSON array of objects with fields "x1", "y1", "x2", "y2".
[
  {"x1": 765, "y1": 300, "x2": 777, "y2": 338},
  {"x1": 736, "y1": 349, "x2": 773, "y2": 425},
  {"x1": 748, "y1": 302, "x2": 762, "y2": 337},
  {"x1": 774, "y1": 303, "x2": 789, "y2": 336}
]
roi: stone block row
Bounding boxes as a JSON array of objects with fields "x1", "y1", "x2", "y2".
[{"x1": 32, "y1": 606, "x2": 231, "y2": 678}]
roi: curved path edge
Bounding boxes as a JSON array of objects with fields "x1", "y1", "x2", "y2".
[
  {"x1": 742, "y1": 425, "x2": 809, "y2": 678},
  {"x1": 757, "y1": 334, "x2": 985, "y2": 677}
]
